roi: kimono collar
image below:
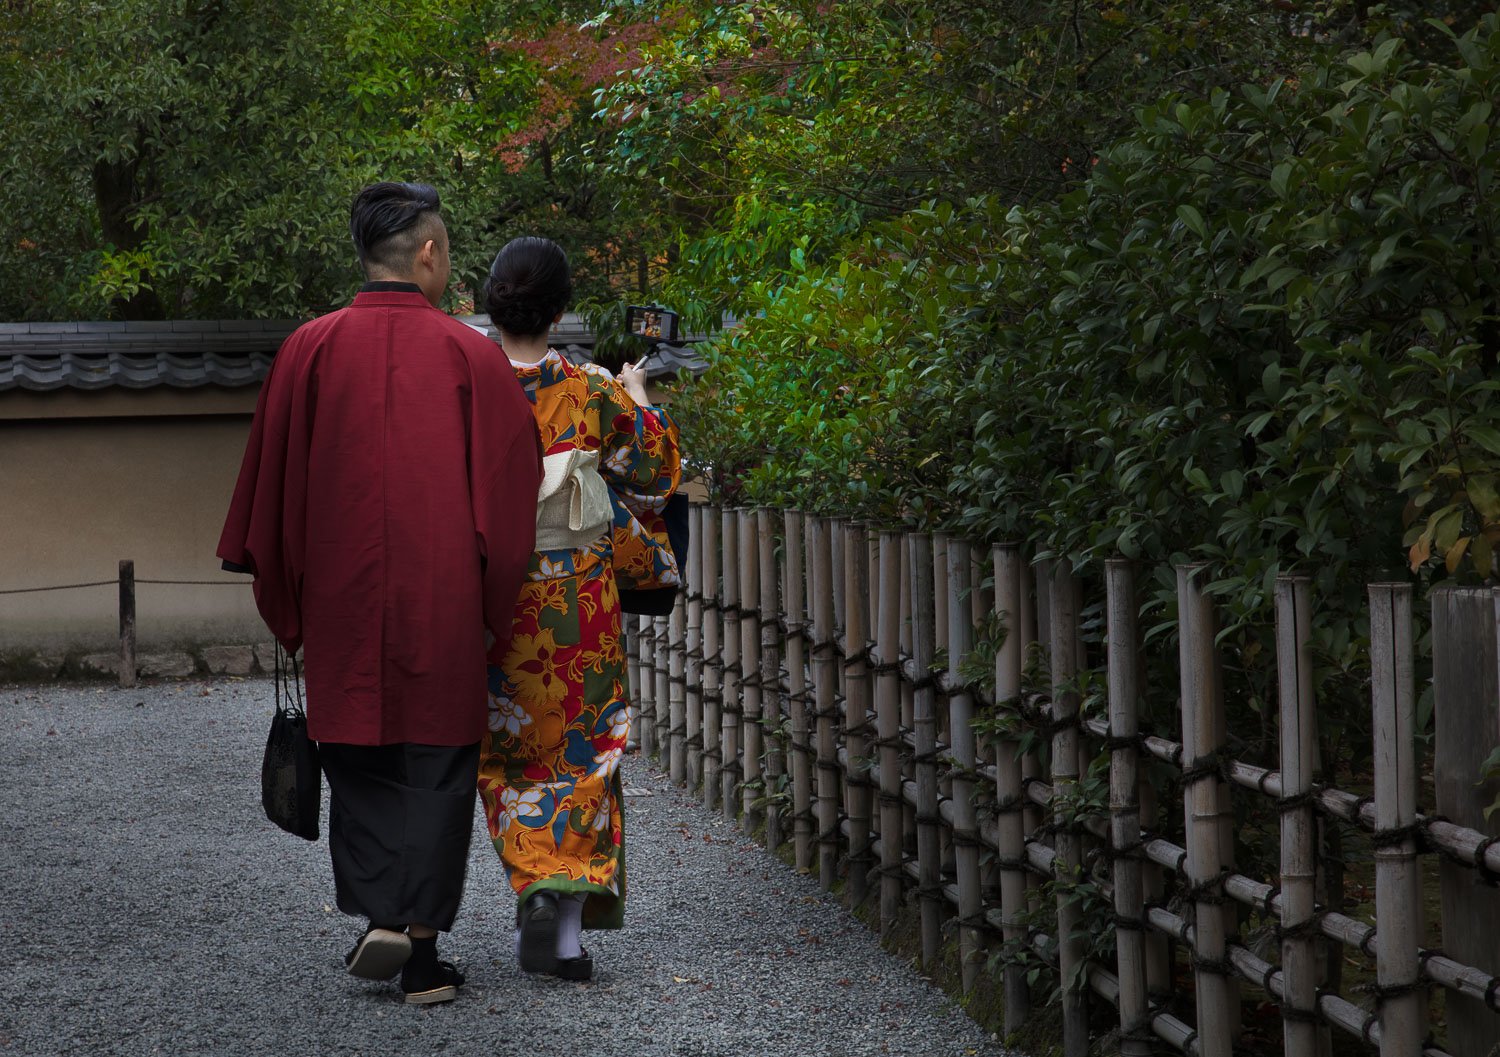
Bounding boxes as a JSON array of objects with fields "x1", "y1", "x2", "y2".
[
  {"x1": 508, "y1": 347, "x2": 560, "y2": 370},
  {"x1": 352, "y1": 281, "x2": 433, "y2": 308}
]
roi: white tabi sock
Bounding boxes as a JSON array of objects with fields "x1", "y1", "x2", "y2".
[{"x1": 556, "y1": 894, "x2": 584, "y2": 959}]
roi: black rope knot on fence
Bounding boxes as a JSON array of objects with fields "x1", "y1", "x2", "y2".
[{"x1": 1179, "y1": 749, "x2": 1232, "y2": 788}]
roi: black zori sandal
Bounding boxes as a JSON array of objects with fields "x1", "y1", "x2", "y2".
[
  {"x1": 344, "y1": 926, "x2": 412, "y2": 981},
  {"x1": 549, "y1": 948, "x2": 593, "y2": 982},
  {"x1": 401, "y1": 958, "x2": 465, "y2": 1005},
  {"x1": 516, "y1": 891, "x2": 561, "y2": 974}
]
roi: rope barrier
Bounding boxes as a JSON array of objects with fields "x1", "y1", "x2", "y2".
[{"x1": 0, "y1": 577, "x2": 247, "y2": 595}]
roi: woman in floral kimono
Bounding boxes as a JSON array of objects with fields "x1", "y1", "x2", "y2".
[{"x1": 478, "y1": 237, "x2": 681, "y2": 982}]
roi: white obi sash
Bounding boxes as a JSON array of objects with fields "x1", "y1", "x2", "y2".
[{"x1": 534, "y1": 448, "x2": 615, "y2": 552}]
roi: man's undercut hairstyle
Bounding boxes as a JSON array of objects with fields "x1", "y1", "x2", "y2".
[
  {"x1": 483, "y1": 237, "x2": 573, "y2": 337},
  {"x1": 349, "y1": 182, "x2": 442, "y2": 273}
]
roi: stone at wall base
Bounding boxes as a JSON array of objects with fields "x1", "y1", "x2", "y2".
[
  {"x1": 203, "y1": 645, "x2": 255, "y2": 676},
  {"x1": 253, "y1": 641, "x2": 300, "y2": 674},
  {"x1": 137, "y1": 652, "x2": 196, "y2": 679},
  {"x1": 79, "y1": 653, "x2": 122, "y2": 678},
  {"x1": 0, "y1": 651, "x2": 69, "y2": 681}
]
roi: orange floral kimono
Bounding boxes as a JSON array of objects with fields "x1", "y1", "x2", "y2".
[{"x1": 480, "y1": 350, "x2": 680, "y2": 930}]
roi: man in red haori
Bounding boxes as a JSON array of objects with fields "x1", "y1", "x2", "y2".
[{"x1": 217, "y1": 182, "x2": 542, "y2": 1005}]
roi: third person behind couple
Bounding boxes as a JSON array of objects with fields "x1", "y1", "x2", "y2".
[{"x1": 479, "y1": 236, "x2": 683, "y2": 981}]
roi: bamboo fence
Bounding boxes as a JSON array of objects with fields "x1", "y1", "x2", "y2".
[{"x1": 628, "y1": 503, "x2": 1500, "y2": 1057}]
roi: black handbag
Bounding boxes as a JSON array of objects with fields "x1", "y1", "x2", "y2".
[
  {"x1": 619, "y1": 491, "x2": 690, "y2": 616},
  {"x1": 261, "y1": 645, "x2": 321, "y2": 841}
]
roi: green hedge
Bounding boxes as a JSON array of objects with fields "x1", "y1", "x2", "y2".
[{"x1": 671, "y1": 17, "x2": 1500, "y2": 763}]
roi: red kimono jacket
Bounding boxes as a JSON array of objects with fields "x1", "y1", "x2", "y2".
[{"x1": 217, "y1": 289, "x2": 542, "y2": 747}]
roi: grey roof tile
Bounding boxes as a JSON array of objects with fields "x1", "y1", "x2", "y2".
[
  {"x1": 0, "y1": 351, "x2": 276, "y2": 392},
  {"x1": 0, "y1": 314, "x2": 716, "y2": 392}
]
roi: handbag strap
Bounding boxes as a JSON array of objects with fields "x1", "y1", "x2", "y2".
[{"x1": 273, "y1": 643, "x2": 306, "y2": 720}]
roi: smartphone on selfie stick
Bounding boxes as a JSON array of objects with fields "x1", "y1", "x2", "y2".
[{"x1": 625, "y1": 304, "x2": 679, "y2": 344}]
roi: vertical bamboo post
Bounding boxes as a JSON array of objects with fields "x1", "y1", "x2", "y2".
[
  {"x1": 1433, "y1": 586, "x2": 1500, "y2": 1055},
  {"x1": 811, "y1": 516, "x2": 841, "y2": 890},
  {"x1": 993, "y1": 544, "x2": 1030, "y2": 1031},
  {"x1": 844, "y1": 521, "x2": 875, "y2": 908},
  {"x1": 626, "y1": 613, "x2": 644, "y2": 753},
  {"x1": 701, "y1": 508, "x2": 722, "y2": 812},
  {"x1": 1110, "y1": 557, "x2": 1152, "y2": 1049},
  {"x1": 1106, "y1": 560, "x2": 1150, "y2": 1057},
  {"x1": 668, "y1": 594, "x2": 688, "y2": 785},
  {"x1": 947, "y1": 538, "x2": 983, "y2": 993},
  {"x1": 831, "y1": 517, "x2": 846, "y2": 651},
  {"x1": 971, "y1": 545, "x2": 999, "y2": 910},
  {"x1": 932, "y1": 534, "x2": 949, "y2": 653},
  {"x1": 1019, "y1": 559, "x2": 1043, "y2": 900},
  {"x1": 1179, "y1": 563, "x2": 1233, "y2": 1057},
  {"x1": 638, "y1": 613, "x2": 657, "y2": 759},
  {"x1": 1050, "y1": 559, "x2": 1088, "y2": 1057},
  {"x1": 933, "y1": 533, "x2": 954, "y2": 888},
  {"x1": 784, "y1": 511, "x2": 813, "y2": 871},
  {"x1": 684, "y1": 505, "x2": 704, "y2": 789},
  {"x1": 758, "y1": 509, "x2": 785, "y2": 849},
  {"x1": 1141, "y1": 773, "x2": 1171, "y2": 996},
  {"x1": 1372, "y1": 583, "x2": 1422, "y2": 1057},
  {"x1": 899, "y1": 537, "x2": 917, "y2": 856},
  {"x1": 1276, "y1": 575, "x2": 1321, "y2": 1057},
  {"x1": 655, "y1": 613, "x2": 671, "y2": 759},
  {"x1": 118, "y1": 559, "x2": 136, "y2": 689},
  {"x1": 739, "y1": 508, "x2": 764, "y2": 832},
  {"x1": 720, "y1": 508, "x2": 743, "y2": 820},
  {"x1": 909, "y1": 531, "x2": 942, "y2": 968},
  {"x1": 877, "y1": 530, "x2": 905, "y2": 939}
]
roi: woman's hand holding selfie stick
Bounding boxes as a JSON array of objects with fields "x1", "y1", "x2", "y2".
[{"x1": 617, "y1": 352, "x2": 651, "y2": 406}]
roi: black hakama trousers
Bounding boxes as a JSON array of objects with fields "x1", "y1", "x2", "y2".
[{"x1": 318, "y1": 741, "x2": 480, "y2": 932}]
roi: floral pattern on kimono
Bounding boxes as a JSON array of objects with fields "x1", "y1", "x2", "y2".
[
  {"x1": 479, "y1": 350, "x2": 681, "y2": 929},
  {"x1": 574, "y1": 359, "x2": 682, "y2": 593}
]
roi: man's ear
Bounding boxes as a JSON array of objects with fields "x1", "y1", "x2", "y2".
[{"x1": 417, "y1": 239, "x2": 437, "y2": 270}]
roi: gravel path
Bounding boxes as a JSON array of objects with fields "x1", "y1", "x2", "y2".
[{"x1": 0, "y1": 679, "x2": 1016, "y2": 1057}]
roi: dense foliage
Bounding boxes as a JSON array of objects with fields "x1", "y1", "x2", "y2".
[
  {"x1": 651, "y1": 11, "x2": 1500, "y2": 777},
  {"x1": 0, "y1": 0, "x2": 672, "y2": 318}
]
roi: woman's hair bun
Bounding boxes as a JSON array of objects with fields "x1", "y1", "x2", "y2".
[{"x1": 483, "y1": 237, "x2": 573, "y2": 338}]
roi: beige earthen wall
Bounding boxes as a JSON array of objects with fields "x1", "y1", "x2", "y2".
[{"x1": 0, "y1": 388, "x2": 263, "y2": 656}]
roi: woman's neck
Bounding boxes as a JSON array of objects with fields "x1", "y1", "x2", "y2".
[{"x1": 499, "y1": 329, "x2": 550, "y2": 364}]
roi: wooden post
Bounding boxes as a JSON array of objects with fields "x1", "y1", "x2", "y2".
[
  {"x1": 1371, "y1": 584, "x2": 1422, "y2": 1057},
  {"x1": 1106, "y1": 559, "x2": 1149, "y2": 1057},
  {"x1": 908, "y1": 531, "x2": 942, "y2": 968},
  {"x1": 701, "y1": 508, "x2": 722, "y2": 812},
  {"x1": 1019, "y1": 559, "x2": 1043, "y2": 903},
  {"x1": 876, "y1": 530, "x2": 905, "y2": 939},
  {"x1": 758, "y1": 509, "x2": 785, "y2": 849},
  {"x1": 118, "y1": 559, "x2": 136, "y2": 689},
  {"x1": 1433, "y1": 587, "x2": 1500, "y2": 1055},
  {"x1": 1179, "y1": 563, "x2": 1233, "y2": 1057},
  {"x1": 626, "y1": 613, "x2": 643, "y2": 753},
  {"x1": 655, "y1": 613, "x2": 671, "y2": 761},
  {"x1": 739, "y1": 508, "x2": 764, "y2": 832},
  {"x1": 945, "y1": 538, "x2": 982, "y2": 993},
  {"x1": 1276, "y1": 576, "x2": 1322, "y2": 1057},
  {"x1": 638, "y1": 613, "x2": 657, "y2": 759},
  {"x1": 811, "y1": 516, "x2": 841, "y2": 890},
  {"x1": 844, "y1": 521, "x2": 875, "y2": 908},
  {"x1": 668, "y1": 592, "x2": 688, "y2": 785},
  {"x1": 1050, "y1": 559, "x2": 1088, "y2": 1057},
  {"x1": 784, "y1": 510, "x2": 813, "y2": 871},
  {"x1": 720, "y1": 508, "x2": 743, "y2": 819},
  {"x1": 899, "y1": 535, "x2": 917, "y2": 859},
  {"x1": 993, "y1": 544, "x2": 1030, "y2": 1032},
  {"x1": 684, "y1": 505, "x2": 704, "y2": 790}
]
